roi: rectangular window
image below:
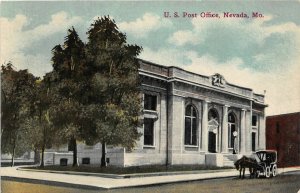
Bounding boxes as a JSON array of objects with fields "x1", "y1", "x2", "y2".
[
  {"x1": 144, "y1": 118, "x2": 154, "y2": 146},
  {"x1": 252, "y1": 132, "x2": 256, "y2": 151},
  {"x1": 252, "y1": 115, "x2": 257, "y2": 127},
  {"x1": 144, "y1": 94, "x2": 157, "y2": 111}
]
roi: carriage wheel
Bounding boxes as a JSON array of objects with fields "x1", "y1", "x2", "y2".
[
  {"x1": 265, "y1": 166, "x2": 271, "y2": 178},
  {"x1": 272, "y1": 165, "x2": 277, "y2": 177}
]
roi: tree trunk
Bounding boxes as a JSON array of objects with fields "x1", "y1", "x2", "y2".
[
  {"x1": 40, "y1": 109, "x2": 45, "y2": 167},
  {"x1": 72, "y1": 137, "x2": 78, "y2": 167},
  {"x1": 10, "y1": 140, "x2": 16, "y2": 167},
  {"x1": 40, "y1": 144, "x2": 45, "y2": 167},
  {"x1": 101, "y1": 142, "x2": 106, "y2": 167}
]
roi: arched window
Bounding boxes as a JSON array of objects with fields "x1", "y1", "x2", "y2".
[
  {"x1": 184, "y1": 105, "x2": 197, "y2": 146},
  {"x1": 228, "y1": 112, "x2": 237, "y2": 148}
]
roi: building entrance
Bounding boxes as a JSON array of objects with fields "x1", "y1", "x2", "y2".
[{"x1": 208, "y1": 109, "x2": 219, "y2": 153}]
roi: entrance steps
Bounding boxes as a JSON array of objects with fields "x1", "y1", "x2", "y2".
[{"x1": 223, "y1": 154, "x2": 240, "y2": 167}]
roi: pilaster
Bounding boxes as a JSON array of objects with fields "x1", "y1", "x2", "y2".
[
  {"x1": 202, "y1": 100, "x2": 209, "y2": 152},
  {"x1": 259, "y1": 115, "x2": 266, "y2": 150},
  {"x1": 167, "y1": 94, "x2": 184, "y2": 164},
  {"x1": 245, "y1": 110, "x2": 252, "y2": 153},
  {"x1": 222, "y1": 105, "x2": 229, "y2": 153},
  {"x1": 240, "y1": 109, "x2": 246, "y2": 154}
]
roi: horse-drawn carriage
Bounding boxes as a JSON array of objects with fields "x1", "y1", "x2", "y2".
[
  {"x1": 254, "y1": 150, "x2": 277, "y2": 178},
  {"x1": 234, "y1": 150, "x2": 277, "y2": 178}
]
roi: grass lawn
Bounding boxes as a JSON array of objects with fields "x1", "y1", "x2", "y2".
[{"x1": 25, "y1": 164, "x2": 234, "y2": 174}]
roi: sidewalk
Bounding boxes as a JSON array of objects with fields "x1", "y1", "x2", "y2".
[{"x1": 1, "y1": 166, "x2": 300, "y2": 190}]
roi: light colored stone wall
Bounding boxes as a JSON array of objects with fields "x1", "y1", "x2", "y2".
[
  {"x1": 106, "y1": 147, "x2": 125, "y2": 166},
  {"x1": 171, "y1": 153, "x2": 206, "y2": 165},
  {"x1": 124, "y1": 151, "x2": 165, "y2": 166},
  {"x1": 53, "y1": 153, "x2": 73, "y2": 165},
  {"x1": 258, "y1": 115, "x2": 266, "y2": 150},
  {"x1": 245, "y1": 110, "x2": 252, "y2": 153},
  {"x1": 205, "y1": 153, "x2": 224, "y2": 167},
  {"x1": 168, "y1": 94, "x2": 184, "y2": 165}
]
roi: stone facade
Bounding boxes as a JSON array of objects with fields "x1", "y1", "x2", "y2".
[{"x1": 45, "y1": 59, "x2": 267, "y2": 167}]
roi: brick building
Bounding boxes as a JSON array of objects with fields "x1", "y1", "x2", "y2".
[{"x1": 266, "y1": 112, "x2": 300, "y2": 167}]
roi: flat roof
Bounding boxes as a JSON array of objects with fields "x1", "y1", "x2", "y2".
[{"x1": 138, "y1": 58, "x2": 265, "y2": 98}]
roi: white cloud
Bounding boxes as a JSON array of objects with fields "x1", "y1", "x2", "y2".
[
  {"x1": 184, "y1": 53, "x2": 300, "y2": 116},
  {"x1": 0, "y1": 12, "x2": 83, "y2": 77},
  {"x1": 119, "y1": 13, "x2": 172, "y2": 38},
  {"x1": 139, "y1": 47, "x2": 193, "y2": 66},
  {"x1": 28, "y1": 12, "x2": 82, "y2": 41},
  {"x1": 168, "y1": 30, "x2": 199, "y2": 46}
]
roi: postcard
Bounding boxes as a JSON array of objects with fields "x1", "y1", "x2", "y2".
[{"x1": 1, "y1": 1, "x2": 299, "y2": 193}]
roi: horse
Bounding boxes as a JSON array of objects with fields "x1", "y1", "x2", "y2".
[{"x1": 234, "y1": 156, "x2": 258, "y2": 179}]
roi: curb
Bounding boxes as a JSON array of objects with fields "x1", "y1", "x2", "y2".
[
  {"x1": 17, "y1": 167, "x2": 237, "y2": 179},
  {"x1": 3, "y1": 172, "x2": 238, "y2": 190}
]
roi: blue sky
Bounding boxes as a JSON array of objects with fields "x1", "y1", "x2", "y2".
[{"x1": 1, "y1": 1, "x2": 299, "y2": 115}]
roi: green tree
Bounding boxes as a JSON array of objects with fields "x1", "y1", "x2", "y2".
[
  {"x1": 86, "y1": 16, "x2": 142, "y2": 167},
  {"x1": 50, "y1": 27, "x2": 88, "y2": 167},
  {"x1": 26, "y1": 72, "x2": 60, "y2": 167},
  {"x1": 1, "y1": 63, "x2": 38, "y2": 166}
]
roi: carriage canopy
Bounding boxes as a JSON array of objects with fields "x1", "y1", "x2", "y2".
[{"x1": 255, "y1": 150, "x2": 277, "y2": 164}]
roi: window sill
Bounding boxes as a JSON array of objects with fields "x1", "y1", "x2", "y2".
[
  {"x1": 143, "y1": 109, "x2": 157, "y2": 113},
  {"x1": 184, "y1": 145, "x2": 199, "y2": 148},
  {"x1": 143, "y1": 145, "x2": 156, "y2": 149},
  {"x1": 143, "y1": 110, "x2": 158, "y2": 119}
]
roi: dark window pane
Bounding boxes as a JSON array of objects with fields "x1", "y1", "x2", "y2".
[
  {"x1": 144, "y1": 118, "x2": 154, "y2": 145},
  {"x1": 192, "y1": 108, "x2": 197, "y2": 117},
  {"x1": 186, "y1": 105, "x2": 192, "y2": 116},
  {"x1": 252, "y1": 132, "x2": 256, "y2": 151},
  {"x1": 192, "y1": 118, "x2": 197, "y2": 145},
  {"x1": 228, "y1": 113, "x2": 235, "y2": 123},
  {"x1": 230, "y1": 125, "x2": 236, "y2": 148},
  {"x1": 252, "y1": 115, "x2": 257, "y2": 126},
  {"x1": 144, "y1": 94, "x2": 157, "y2": 111},
  {"x1": 185, "y1": 118, "x2": 191, "y2": 145},
  {"x1": 185, "y1": 105, "x2": 198, "y2": 145}
]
